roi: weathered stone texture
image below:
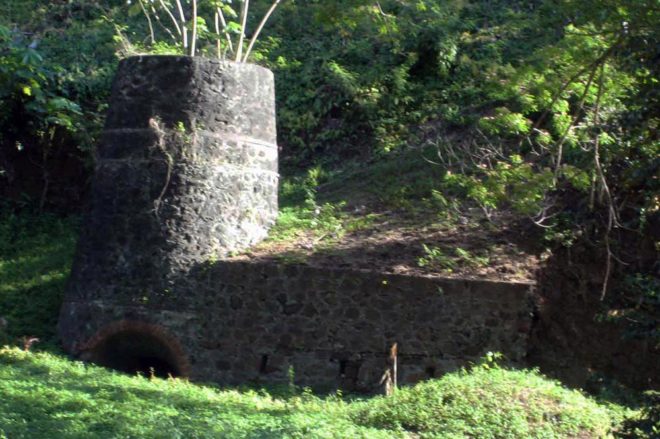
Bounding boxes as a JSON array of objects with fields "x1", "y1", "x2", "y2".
[
  {"x1": 104, "y1": 56, "x2": 276, "y2": 141},
  {"x1": 61, "y1": 260, "x2": 534, "y2": 391},
  {"x1": 63, "y1": 56, "x2": 278, "y2": 305},
  {"x1": 59, "y1": 56, "x2": 534, "y2": 392}
]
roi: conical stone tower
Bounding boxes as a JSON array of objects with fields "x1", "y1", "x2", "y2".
[{"x1": 58, "y1": 56, "x2": 278, "y2": 375}]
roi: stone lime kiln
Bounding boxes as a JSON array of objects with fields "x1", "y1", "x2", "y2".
[
  {"x1": 59, "y1": 56, "x2": 279, "y2": 376},
  {"x1": 59, "y1": 56, "x2": 533, "y2": 390}
]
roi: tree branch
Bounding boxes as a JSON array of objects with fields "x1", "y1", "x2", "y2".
[
  {"x1": 243, "y1": 0, "x2": 282, "y2": 62},
  {"x1": 236, "y1": 0, "x2": 249, "y2": 62},
  {"x1": 138, "y1": 0, "x2": 155, "y2": 44}
]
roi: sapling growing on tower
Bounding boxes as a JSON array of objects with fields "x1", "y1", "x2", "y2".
[{"x1": 132, "y1": 0, "x2": 283, "y2": 61}]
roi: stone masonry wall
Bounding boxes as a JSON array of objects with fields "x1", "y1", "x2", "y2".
[
  {"x1": 59, "y1": 56, "x2": 534, "y2": 391},
  {"x1": 61, "y1": 56, "x2": 278, "y2": 308},
  {"x1": 60, "y1": 261, "x2": 534, "y2": 391}
]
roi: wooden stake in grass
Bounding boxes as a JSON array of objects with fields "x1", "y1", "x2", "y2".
[
  {"x1": 22, "y1": 336, "x2": 40, "y2": 352},
  {"x1": 390, "y1": 342, "x2": 398, "y2": 392},
  {"x1": 379, "y1": 342, "x2": 398, "y2": 396}
]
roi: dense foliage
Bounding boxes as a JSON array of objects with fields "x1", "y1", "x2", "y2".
[
  {"x1": 0, "y1": 1, "x2": 119, "y2": 210},
  {"x1": 0, "y1": 0, "x2": 657, "y2": 375}
]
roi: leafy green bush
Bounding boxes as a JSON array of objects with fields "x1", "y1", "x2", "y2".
[
  {"x1": 599, "y1": 274, "x2": 660, "y2": 344},
  {"x1": 0, "y1": 2, "x2": 119, "y2": 210},
  {"x1": 267, "y1": 168, "x2": 347, "y2": 243},
  {"x1": 353, "y1": 361, "x2": 622, "y2": 438},
  {"x1": 0, "y1": 25, "x2": 84, "y2": 210}
]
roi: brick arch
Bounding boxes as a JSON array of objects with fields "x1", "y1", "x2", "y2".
[{"x1": 79, "y1": 320, "x2": 191, "y2": 378}]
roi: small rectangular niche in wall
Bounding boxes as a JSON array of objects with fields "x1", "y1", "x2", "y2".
[
  {"x1": 337, "y1": 359, "x2": 362, "y2": 390},
  {"x1": 259, "y1": 354, "x2": 269, "y2": 374},
  {"x1": 339, "y1": 359, "x2": 348, "y2": 377}
]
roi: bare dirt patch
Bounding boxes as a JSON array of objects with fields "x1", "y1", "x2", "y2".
[{"x1": 231, "y1": 205, "x2": 543, "y2": 282}]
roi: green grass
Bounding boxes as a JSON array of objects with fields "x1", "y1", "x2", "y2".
[
  {"x1": 264, "y1": 149, "x2": 452, "y2": 247},
  {"x1": 355, "y1": 364, "x2": 626, "y2": 438},
  {"x1": 0, "y1": 211, "x2": 77, "y2": 348},
  {"x1": 0, "y1": 347, "x2": 391, "y2": 438},
  {"x1": 0, "y1": 211, "x2": 649, "y2": 439},
  {"x1": 295, "y1": 147, "x2": 451, "y2": 210},
  {"x1": 0, "y1": 347, "x2": 632, "y2": 438},
  {"x1": 418, "y1": 245, "x2": 491, "y2": 274}
]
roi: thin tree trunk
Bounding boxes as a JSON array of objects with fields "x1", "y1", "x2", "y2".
[
  {"x1": 216, "y1": 7, "x2": 234, "y2": 57},
  {"x1": 235, "y1": 0, "x2": 249, "y2": 62},
  {"x1": 138, "y1": 0, "x2": 155, "y2": 44},
  {"x1": 158, "y1": 0, "x2": 182, "y2": 36},
  {"x1": 190, "y1": 0, "x2": 197, "y2": 55},
  {"x1": 175, "y1": 0, "x2": 188, "y2": 49},
  {"x1": 243, "y1": 0, "x2": 282, "y2": 62}
]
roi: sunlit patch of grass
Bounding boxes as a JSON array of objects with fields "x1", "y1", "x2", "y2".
[
  {"x1": 0, "y1": 348, "x2": 633, "y2": 439},
  {"x1": 0, "y1": 348, "x2": 392, "y2": 438},
  {"x1": 352, "y1": 359, "x2": 634, "y2": 439},
  {"x1": 267, "y1": 150, "x2": 448, "y2": 249}
]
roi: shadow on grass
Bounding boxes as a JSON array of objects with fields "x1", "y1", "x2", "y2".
[{"x1": 0, "y1": 210, "x2": 77, "y2": 347}]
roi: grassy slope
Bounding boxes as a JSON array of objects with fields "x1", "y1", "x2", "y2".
[
  {"x1": 0, "y1": 212, "x2": 77, "y2": 348},
  {"x1": 0, "y1": 347, "x2": 628, "y2": 438},
  {"x1": 0, "y1": 207, "x2": 643, "y2": 438}
]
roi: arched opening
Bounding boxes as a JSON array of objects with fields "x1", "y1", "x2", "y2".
[{"x1": 81, "y1": 321, "x2": 190, "y2": 378}]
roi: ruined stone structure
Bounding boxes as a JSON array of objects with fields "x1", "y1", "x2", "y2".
[{"x1": 59, "y1": 56, "x2": 534, "y2": 390}]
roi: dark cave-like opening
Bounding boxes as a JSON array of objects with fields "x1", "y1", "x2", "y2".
[{"x1": 86, "y1": 330, "x2": 183, "y2": 378}]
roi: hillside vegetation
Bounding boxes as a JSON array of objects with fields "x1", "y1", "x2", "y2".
[
  {"x1": 0, "y1": 0, "x2": 658, "y2": 436},
  {"x1": 0, "y1": 202, "x2": 656, "y2": 439},
  {"x1": 1, "y1": 0, "x2": 657, "y2": 342}
]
